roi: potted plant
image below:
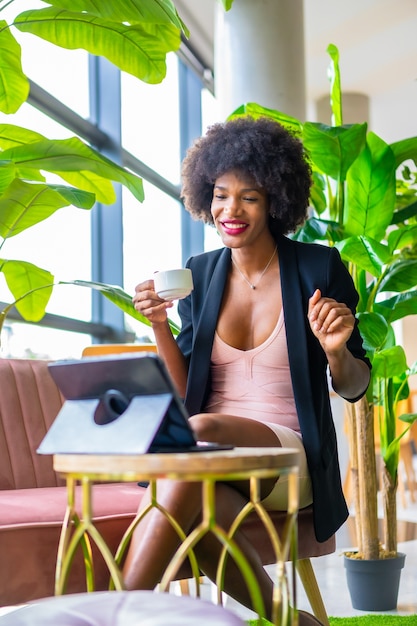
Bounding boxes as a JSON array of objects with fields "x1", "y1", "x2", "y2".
[{"x1": 229, "y1": 43, "x2": 417, "y2": 611}]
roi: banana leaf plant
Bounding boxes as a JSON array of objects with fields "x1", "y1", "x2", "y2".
[
  {"x1": 229, "y1": 43, "x2": 417, "y2": 559},
  {"x1": 0, "y1": 0, "x2": 188, "y2": 332}
]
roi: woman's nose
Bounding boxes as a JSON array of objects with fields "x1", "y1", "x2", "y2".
[{"x1": 224, "y1": 196, "x2": 238, "y2": 214}]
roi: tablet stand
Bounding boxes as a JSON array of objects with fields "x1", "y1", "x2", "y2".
[{"x1": 37, "y1": 392, "x2": 196, "y2": 455}]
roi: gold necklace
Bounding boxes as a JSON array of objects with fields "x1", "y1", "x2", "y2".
[{"x1": 231, "y1": 246, "x2": 277, "y2": 290}]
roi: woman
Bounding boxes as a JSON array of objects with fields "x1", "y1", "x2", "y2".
[{"x1": 126, "y1": 116, "x2": 371, "y2": 620}]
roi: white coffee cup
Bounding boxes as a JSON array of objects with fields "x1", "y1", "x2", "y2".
[{"x1": 153, "y1": 268, "x2": 193, "y2": 301}]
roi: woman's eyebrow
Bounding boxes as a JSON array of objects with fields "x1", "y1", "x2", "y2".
[{"x1": 213, "y1": 184, "x2": 261, "y2": 192}]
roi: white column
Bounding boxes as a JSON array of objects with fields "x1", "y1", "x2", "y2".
[{"x1": 214, "y1": 0, "x2": 306, "y2": 120}]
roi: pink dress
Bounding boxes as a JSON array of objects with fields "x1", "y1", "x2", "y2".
[
  {"x1": 205, "y1": 309, "x2": 300, "y2": 432},
  {"x1": 205, "y1": 309, "x2": 313, "y2": 510}
]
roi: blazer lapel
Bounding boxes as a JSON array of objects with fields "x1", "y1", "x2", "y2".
[{"x1": 278, "y1": 236, "x2": 320, "y2": 451}]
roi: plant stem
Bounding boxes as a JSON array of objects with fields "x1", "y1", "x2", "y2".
[
  {"x1": 356, "y1": 397, "x2": 379, "y2": 559},
  {"x1": 345, "y1": 401, "x2": 362, "y2": 553},
  {"x1": 336, "y1": 178, "x2": 345, "y2": 225},
  {"x1": 381, "y1": 464, "x2": 398, "y2": 554}
]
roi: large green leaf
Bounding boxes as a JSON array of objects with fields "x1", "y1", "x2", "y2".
[
  {"x1": 336, "y1": 236, "x2": 392, "y2": 277},
  {"x1": 45, "y1": 170, "x2": 116, "y2": 204},
  {"x1": 354, "y1": 268, "x2": 371, "y2": 313},
  {"x1": 374, "y1": 291, "x2": 417, "y2": 323},
  {"x1": 379, "y1": 259, "x2": 417, "y2": 293},
  {"x1": 1, "y1": 137, "x2": 144, "y2": 203},
  {"x1": 45, "y1": 184, "x2": 96, "y2": 209},
  {"x1": 372, "y1": 345, "x2": 408, "y2": 379},
  {"x1": 0, "y1": 126, "x2": 126, "y2": 201},
  {"x1": 42, "y1": 0, "x2": 189, "y2": 34},
  {"x1": 0, "y1": 259, "x2": 54, "y2": 321},
  {"x1": 0, "y1": 124, "x2": 46, "y2": 149},
  {"x1": 302, "y1": 122, "x2": 367, "y2": 181},
  {"x1": 292, "y1": 217, "x2": 342, "y2": 243},
  {"x1": 0, "y1": 161, "x2": 18, "y2": 195},
  {"x1": 228, "y1": 103, "x2": 303, "y2": 135},
  {"x1": 390, "y1": 136, "x2": 417, "y2": 168},
  {"x1": 356, "y1": 312, "x2": 390, "y2": 353},
  {"x1": 15, "y1": 7, "x2": 181, "y2": 84},
  {"x1": 345, "y1": 132, "x2": 396, "y2": 239},
  {"x1": 309, "y1": 172, "x2": 327, "y2": 216},
  {"x1": 0, "y1": 125, "x2": 47, "y2": 185},
  {"x1": 0, "y1": 179, "x2": 95, "y2": 239},
  {"x1": 0, "y1": 20, "x2": 30, "y2": 114},
  {"x1": 327, "y1": 44, "x2": 342, "y2": 126},
  {"x1": 62, "y1": 279, "x2": 181, "y2": 336},
  {"x1": 387, "y1": 224, "x2": 417, "y2": 253},
  {"x1": 392, "y1": 200, "x2": 417, "y2": 225}
]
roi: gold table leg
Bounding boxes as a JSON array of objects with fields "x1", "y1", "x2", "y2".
[
  {"x1": 215, "y1": 471, "x2": 299, "y2": 626},
  {"x1": 56, "y1": 477, "x2": 201, "y2": 595},
  {"x1": 55, "y1": 477, "x2": 125, "y2": 595}
]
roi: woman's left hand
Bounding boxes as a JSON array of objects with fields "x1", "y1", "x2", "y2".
[{"x1": 308, "y1": 288, "x2": 355, "y2": 356}]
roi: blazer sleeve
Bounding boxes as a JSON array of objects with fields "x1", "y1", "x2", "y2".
[{"x1": 327, "y1": 246, "x2": 371, "y2": 401}]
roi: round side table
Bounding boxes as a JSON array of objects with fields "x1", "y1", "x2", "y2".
[{"x1": 53, "y1": 447, "x2": 300, "y2": 624}]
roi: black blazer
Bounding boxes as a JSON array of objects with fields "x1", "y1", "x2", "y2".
[{"x1": 177, "y1": 234, "x2": 370, "y2": 542}]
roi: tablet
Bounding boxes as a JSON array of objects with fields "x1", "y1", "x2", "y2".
[{"x1": 37, "y1": 352, "x2": 233, "y2": 454}]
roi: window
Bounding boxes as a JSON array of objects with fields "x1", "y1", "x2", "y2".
[
  {"x1": 121, "y1": 54, "x2": 181, "y2": 186},
  {"x1": 122, "y1": 182, "x2": 183, "y2": 338}
]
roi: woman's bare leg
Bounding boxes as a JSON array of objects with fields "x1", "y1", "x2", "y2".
[
  {"x1": 188, "y1": 412, "x2": 281, "y2": 450},
  {"x1": 123, "y1": 479, "x2": 202, "y2": 590}
]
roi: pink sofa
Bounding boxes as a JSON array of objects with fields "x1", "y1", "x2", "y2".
[{"x1": 0, "y1": 357, "x2": 334, "y2": 621}]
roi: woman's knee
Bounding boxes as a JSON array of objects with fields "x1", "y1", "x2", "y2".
[{"x1": 189, "y1": 412, "x2": 223, "y2": 442}]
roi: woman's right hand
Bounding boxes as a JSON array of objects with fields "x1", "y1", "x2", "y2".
[{"x1": 132, "y1": 279, "x2": 173, "y2": 325}]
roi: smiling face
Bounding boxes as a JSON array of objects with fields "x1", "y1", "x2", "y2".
[{"x1": 210, "y1": 170, "x2": 271, "y2": 249}]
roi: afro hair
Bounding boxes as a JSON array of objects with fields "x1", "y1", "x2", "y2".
[{"x1": 180, "y1": 115, "x2": 312, "y2": 236}]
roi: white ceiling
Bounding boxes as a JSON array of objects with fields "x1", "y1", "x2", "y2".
[{"x1": 175, "y1": 0, "x2": 417, "y2": 132}]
